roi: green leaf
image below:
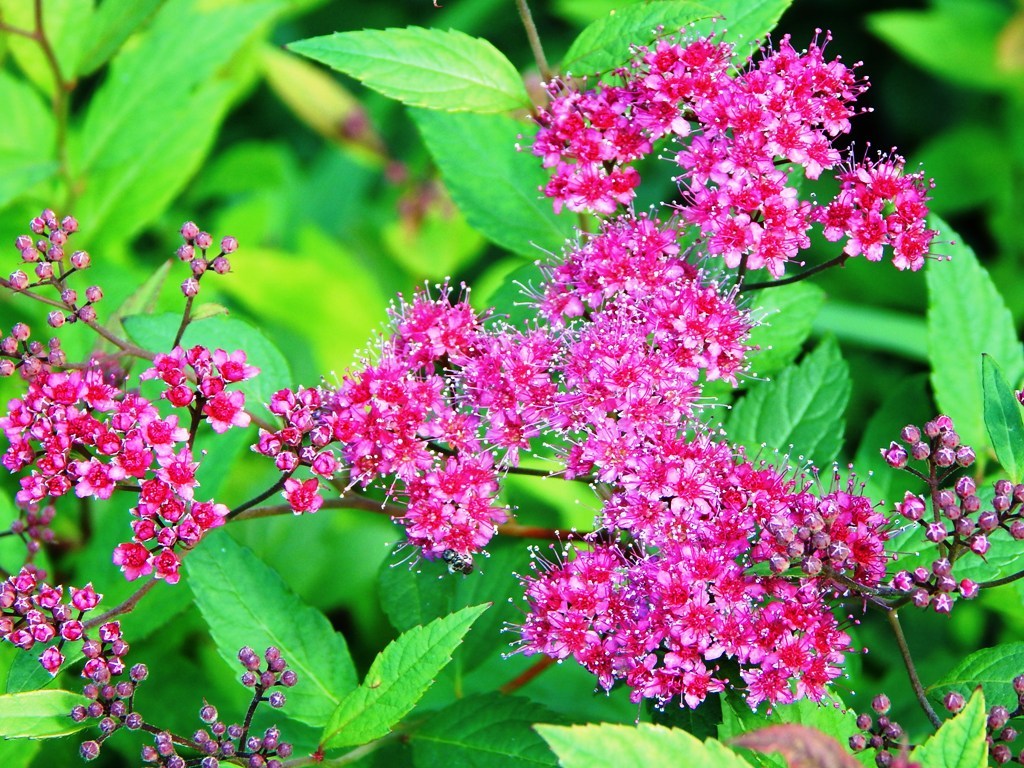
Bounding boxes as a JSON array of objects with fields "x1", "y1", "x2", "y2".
[
  {"x1": 186, "y1": 531, "x2": 358, "y2": 728},
  {"x1": 561, "y1": 1, "x2": 717, "y2": 74},
  {"x1": 289, "y1": 27, "x2": 528, "y2": 113},
  {"x1": 75, "y1": 0, "x2": 165, "y2": 75},
  {"x1": 0, "y1": 737, "x2": 40, "y2": 768},
  {"x1": 74, "y1": 0, "x2": 281, "y2": 240},
  {"x1": 982, "y1": 355, "x2": 1024, "y2": 483},
  {"x1": 0, "y1": 71, "x2": 56, "y2": 154},
  {"x1": 726, "y1": 336, "x2": 851, "y2": 466},
  {"x1": 929, "y1": 643, "x2": 1024, "y2": 711},
  {"x1": 411, "y1": 693, "x2": 560, "y2": 768},
  {"x1": 122, "y1": 312, "x2": 292, "y2": 419},
  {"x1": 694, "y1": 0, "x2": 795, "y2": 59},
  {"x1": 0, "y1": 153, "x2": 58, "y2": 209},
  {"x1": 379, "y1": 558, "x2": 455, "y2": 633},
  {"x1": 321, "y1": 604, "x2": 489, "y2": 750},
  {"x1": 868, "y1": 1, "x2": 1015, "y2": 92},
  {"x1": 0, "y1": 690, "x2": 90, "y2": 738},
  {"x1": 927, "y1": 216, "x2": 1024, "y2": 454},
  {"x1": 411, "y1": 109, "x2": 576, "y2": 258},
  {"x1": 746, "y1": 282, "x2": 826, "y2": 381},
  {"x1": 536, "y1": 723, "x2": 754, "y2": 768},
  {"x1": 812, "y1": 301, "x2": 928, "y2": 362},
  {"x1": 0, "y1": 0, "x2": 92, "y2": 94},
  {"x1": 912, "y1": 688, "x2": 988, "y2": 768}
]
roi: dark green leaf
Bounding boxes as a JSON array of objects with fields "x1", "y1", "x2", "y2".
[
  {"x1": 411, "y1": 109, "x2": 576, "y2": 258},
  {"x1": 536, "y1": 723, "x2": 753, "y2": 767},
  {"x1": 726, "y1": 336, "x2": 850, "y2": 466},
  {"x1": 927, "y1": 216, "x2": 1024, "y2": 454},
  {"x1": 95, "y1": 261, "x2": 173, "y2": 357},
  {"x1": 122, "y1": 312, "x2": 292, "y2": 419},
  {"x1": 186, "y1": 531, "x2": 358, "y2": 728},
  {"x1": 929, "y1": 643, "x2": 1024, "y2": 711},
  {"x1": 912, "y1": 688, "x2": 987, "y2": 768},
  {"x1": 650, "y1": 692, "x2": 721, "y2": 739},
  {"x1": 289, "y1": 27, "x2": 528, "y2": 113},
  {"x1": 562, "y1": 2, "x2": 717, "y2": 74},
  {"x1": 321, "y1": 604, "x2": 489, "y2": 750},
  {"x1": 378, "y1": 557, "x2": 455, "y2": 633},
  {"x1": 0, "y1": 690, "x2": 90, "y2": 738},
  {"x1": 746, "y1": 283, "x2": 826, "y2": 381},
  {"x1": 411, "y1": 693, "x2": 560, "y2": 768},
  {"x1": 982, "y1": 354, "x2": 1024, "y2": 483},
  {"x1": 0, "y1": 737, "x2": 40, "y2": 767}
]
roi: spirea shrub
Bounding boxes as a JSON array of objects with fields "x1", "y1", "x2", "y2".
[{"x1": 0, "y1": 2, "x2": 1022, "y2": 767}]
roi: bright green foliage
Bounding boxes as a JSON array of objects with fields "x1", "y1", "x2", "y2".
[
  {"x1": 982, "y1": 354, "x2": 1024, "y2": 482},
  {"x1": 927, "y1": 216, "x2": 1024, "y2": 455},
  {"x1": 289, "y1": 27, "x2": 529, "y2": 113},
  {"x1": 930, "y1": 644, "x2": 1024, "y2": 712},
  {"x1": 745, "y1": 282, "x2": 826, "y2": 381},
  {"x1": 321, "y1": 604, "x2": 489, "y2": 750},
  {"x1": 186, "y1": 532, "x2": 359, "y2": 728},
  {"x1": 536, "y1": 722, "x2": 754, "y2": 768},
  {"x1": 726, "y1": 335, "x2": 850, "y2": 465},
  {"x1": 0, "y1": 690, "x2": 90, "y2": 739},
  {"x1": 912, "y1": 688, "x2": 988, "y2": 768}
]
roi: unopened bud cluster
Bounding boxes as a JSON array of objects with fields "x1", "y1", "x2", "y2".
[
  {"x1": 142, "y1": 646, "x2": 296, "y2": 768},
  {"x1": 884, "y1": 415, "x2": 1024, "y2": 613},
  {"x1": 72, "y1": 663, "x2": 149, "y2": 762},
  {"x1": 848, "y1": 693, "x2": 916, "y2": 768},
  {"x1": 10, "y1": 209, "x2": 103, "y2": 329},
  {"x1": 177, "y1": 222, "x2": 237, "y2": 298},
  {"x1": 0, "y1": 321, "x2": 65, "y2": 376}
]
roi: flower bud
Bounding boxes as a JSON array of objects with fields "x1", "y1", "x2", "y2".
[
  {"x1": 195, "y1": 231, "x2": 213, "y2": 250},
  {"x1": 85, "y1": 286, "x2": 103, "y2": 303},
  {"x1": 220, "y1": 236, "x2": 238, "y2": 254},
  {"x1": 181, "y1": 221, "x2": 200, "y2": 241},
  {"x1": 211, "y1": 256, "x2": 231, "y2": 274},
  {"x1": 8, "y1": 270, "x2": 28, "y2": 290},
  {"x1": 47, "y1": 311, "x2": 65, "y2": 328},
  {"x1": 871, "y1": 693, "x2": 891, "y2": 714},
  {"x1": 900, "y1": 424, "x2": 921, "y2": 443},
  {"x1": 80, "y1": 740, "x2": 101, "y2": 761},
  {"x1": 70, "y1": 250, "x2": 90, "y2": 269},
  {"x1": 181, "y1": 278, "x2": 200, "y2": 298}
]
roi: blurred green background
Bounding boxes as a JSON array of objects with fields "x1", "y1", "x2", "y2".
[{"x1": 0, "y1": 0, "x2": 1022, "y2": 764}]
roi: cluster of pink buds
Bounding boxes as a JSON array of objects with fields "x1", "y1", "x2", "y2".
[
  {"x1": 883, "y1": 415, "x2": 1013, "y2": 613},
  {"x1": 848, "y1": 694, "x2": 914, "y2": 767},
  {"x1": 7, "y1": 503, "x2": 57, "y2": 558},
  {"x1": 138, "y1": 647, "x2": 295, "y2": 768},
  {"x1": 0, "y1": 566, "x2": 103, "y2": 674},
  {"x1": 73, "y1": 662, "x2": 150, "y2": 761},
  {"x1": 0, "y1": 322, "x2": 66, "y2": 377},
  {"x1": 532, "y1": 33, "x2": 936, "y2": 276},
  {"x1": 8, "y1": 209, "x2": 104, "y2": 326},
  {"x1": 177, "y1": 221, "x2": 238, "y2": 298}
]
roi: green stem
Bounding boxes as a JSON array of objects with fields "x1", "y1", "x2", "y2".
[
  {"x1": 886, "y1": 609, "x2": 942, "y2": 729},
  {"x1": 515, "y1": 0, "x2": 551, "y2": 81}
]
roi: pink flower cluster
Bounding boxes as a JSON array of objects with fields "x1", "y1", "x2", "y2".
[
  {"x1": 0, "y1": 566, "x2": 103, "y2": 674},
  {"x1": 0, "y1": 346, "x2": 257, "y2": 585},
  {"x1": 519, "y1": 450, "x2": 892, "y2": 709},
  {"x1": 532, "y1": 33, "x2": 936, "y2": 275}
]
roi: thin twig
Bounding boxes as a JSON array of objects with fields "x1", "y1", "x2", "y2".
[
  {"x1": 739, "y1": 252, "x2": 850, "y2": 292},
  {"x1": 886, "y1": 609, "x2": 942, "y2": 729},
  {"x1": 515, "y1": 0, "x2": 551, "y2": 81},
  {"x1": 229, "y1": 494, "x2": 406, "y2": 522},
  {"x1": 499, "y1": 655, "x2": 556, "y2": 694},
  {"x1": 83, "y1": 578, "x2": 159, "y2": 630},
  {"x1": 978, "y1": 567, "x2": 1024, "y2": 590}
]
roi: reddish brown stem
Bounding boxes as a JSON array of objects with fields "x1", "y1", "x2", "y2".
[{"x1": 499, "y1": 655, "x2": 557, "y2": 694}]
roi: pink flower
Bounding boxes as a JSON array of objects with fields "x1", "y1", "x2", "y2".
[
  {"x1": 212, "y1": 349, "x2": 260, "y2": 382},
  {"x1": 203, "y1": 390, "x2": 250, "y2": 433},
  {"x1": 283, "y1": 477, "x2": 323, "y2": 514},
  {"x1": 113, "y1": 542, "x2": 153, "y2": 581},
  {"x1": 152, "y1": 548, "x2": 181, "y2": 585}
]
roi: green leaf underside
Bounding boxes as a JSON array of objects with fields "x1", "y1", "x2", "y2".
[
  {"x1": 982, "y1": 355, "x2": 1024, "y2": 483},
  {"x1": 321, "y1": 603, "x2": 489, "y2": 750},
  {"x1": 726, "y1": 336, "x2": 851, "y2": 466},
  {"x1": 186, "y1": 532, "x2": 358, "y2": 729},
  {"x1": 0, "y1": 690, "x2": 90, "y2": 739},
  {"x1": 410, "y1": 109, "x2": 575, "y2": 258},
  {"x1": 289, "y1": 27, "x2": 528, "y2": 113},
  {"x1": 411, "y1": 693, "x2": 560, "y2": 767},
  {"x1": 912, "y1": 688, "x2": 988, "y2": 768},
  {"x1": 536, "y1": 722, "x2": 754, "y2": 768},
  {"x1": 927, "y1": 215, "x2": 1024, "y2": 454}
]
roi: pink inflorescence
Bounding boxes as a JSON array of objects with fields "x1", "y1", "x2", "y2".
[
  {"x1": 0, "y1": 346, "x2": 258, "y2": 586},
  {"x1": 531, "y1": 32, "x2": 936, "y2": 276},
  {"x1": 0, "y1": 566, "x2": 111, "y2": 675}
]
